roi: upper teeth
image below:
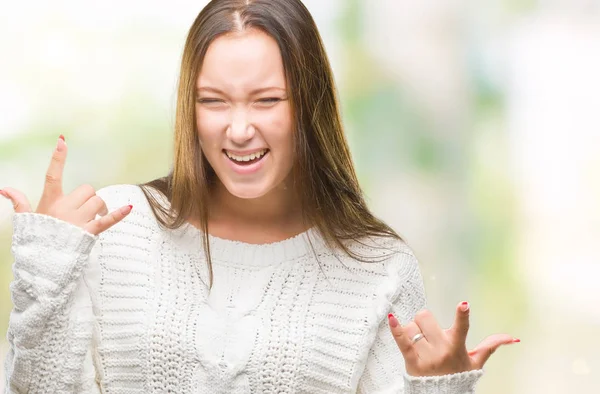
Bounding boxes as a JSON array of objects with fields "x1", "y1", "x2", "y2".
[{"x1": 225, "y1": 149, "x2": 267, "y2": 162}]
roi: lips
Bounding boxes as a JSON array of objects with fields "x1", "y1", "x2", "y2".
[{"x1": 222, "y1": 149, "x2": 270, "y2": 174}]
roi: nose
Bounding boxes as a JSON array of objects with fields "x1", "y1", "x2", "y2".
[{"x1": 226, "y1": 107, "x2": 255, "y2": 144}]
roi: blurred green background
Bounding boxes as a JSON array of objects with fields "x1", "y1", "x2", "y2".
[{"x1": 1, "y1": 1, "x2": 599, "y2": 392}]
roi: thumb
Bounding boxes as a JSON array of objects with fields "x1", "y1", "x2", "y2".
[
  {"x1": 0, "y1": 187, "x2": 32, "y2": 213},
  {"x1": 469, "y1": 334, "x2": 518, "y2": 368}
]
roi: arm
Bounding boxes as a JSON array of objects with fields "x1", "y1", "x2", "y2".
[
  {"x1": 4, "y1": 212, "x2": 102, "y2": 393},
  {"x1": 357, "y1": 250, "x2": 483, "y2": 394}
]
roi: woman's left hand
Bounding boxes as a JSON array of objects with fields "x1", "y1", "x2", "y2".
[{"x1": 388, "y1": 302, "x2": 519, "y2": 377}]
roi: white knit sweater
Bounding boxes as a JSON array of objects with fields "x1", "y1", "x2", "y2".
[{"x1": 4, "y1": 184, "x2": 483, "y2": 393}]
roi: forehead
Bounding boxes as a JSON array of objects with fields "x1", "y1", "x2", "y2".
[{"x1": 197, "y1": 28, "x2": 286, "y2": 93}]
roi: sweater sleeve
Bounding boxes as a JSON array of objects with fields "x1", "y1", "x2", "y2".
[
  {"x1": 357, "y1": 248, "x2": 484, "y2": 394},
  {"x1": 3, "y1": 212, "x2": 102, "y2": 393}
]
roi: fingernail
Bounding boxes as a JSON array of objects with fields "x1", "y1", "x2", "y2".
[
  {"x1": 57, "y1": 137, "x2": 66, "y2": 152},
  {"x1": 513, "y1": 338, "x2": 521, "y2": 343},
  {"x1": 461, "y1": 301, "x2": 470, "y2": 312},
  {"x1": 59, "y1": 134, "x2": 65, "y2": 141},
  {"x1": 0, "y1": 190, "x2": 7, "y2": 198},
  {"x1": 388, "y1": 313, "x2": 399, "y2": 328},
  {"x1": 120, "y1": 205, "x2": 133, "y2": 215}
]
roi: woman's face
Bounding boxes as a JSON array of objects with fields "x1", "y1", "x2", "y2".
[{"x1": 195, "y1": 28, "x2": 294, "y2": 200}]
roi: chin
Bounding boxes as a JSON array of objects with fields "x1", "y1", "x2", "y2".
[{"x1": 221, "y1": 178, "x2": 274, "y2": 200}]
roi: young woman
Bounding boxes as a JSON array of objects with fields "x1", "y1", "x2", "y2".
[{"x1": 1, "y1": 0, "x2": 518, "y2": 392}]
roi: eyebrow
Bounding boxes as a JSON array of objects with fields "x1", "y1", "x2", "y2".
[{"x1": 196, "y1": 86, "x2": 286, "y2": 95}]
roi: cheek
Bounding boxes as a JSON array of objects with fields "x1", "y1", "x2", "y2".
[
  {"x1": 273, "y1": 104, "x2": 293, "y2": 130},
  {"x1": 257, "y1": 106, "x2": 294, "y2": 150},
  {"x1": 196, "y1": 109, "x2": 225, "y2": 149}
]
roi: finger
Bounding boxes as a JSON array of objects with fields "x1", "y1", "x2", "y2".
[
  {"x1": 388, "y1": 313, "x2": 419, "y2": 365},
  {"x1": 99, "y1": 204, "x2": 109, "y2": 216},
  {"x1": 0, "y1": 187, "x2": 32, "y2": 213},
  {"x1": 79, "y1": 195, "x2": 108, "y2": 223},
  {"x1": 403, "y1": 321, "x2": 430, "y2": 352},
  {"x1": 470, "y1": 334, "x2": 519, "y2": 368},
  {"x1": 40, "y1": 135, "x2": 67, "y2": 209},
  {"x1": 84, "y1": 204, "x2": 132, "y2": 235},
  {"x1": 448, "y1": 301, "x2": 470, "y2": 346},
  {"x1": 413, "y1": 309, "x2": 444, "y2": 346},
  {"x1": 64, "y1": 184, "x2": 96, "y2": 210}
]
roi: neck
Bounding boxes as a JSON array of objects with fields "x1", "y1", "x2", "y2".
[{"x1": 206, "y1": 179, "x2": 308, "y2": 243}]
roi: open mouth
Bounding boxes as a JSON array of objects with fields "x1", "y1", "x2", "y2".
[{"x1": 223, "y1": 149, "x2": 269, "y2": 166}]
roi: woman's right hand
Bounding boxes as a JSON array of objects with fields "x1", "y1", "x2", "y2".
[{"x1": 0, "y1": 135, "x2": 132, "y2": 236}]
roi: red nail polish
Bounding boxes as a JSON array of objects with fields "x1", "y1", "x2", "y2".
[
  {"x1": 513, "y1": 338, "x2": 521, "y2": 343},
  {"x1": 461, "y1": 301, "x2": 470, "y2": 312},
  {"x1": 59, "y1": 134, "x2": 65, "y2": 141}
]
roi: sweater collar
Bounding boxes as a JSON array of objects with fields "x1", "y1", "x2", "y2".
[{"x1": 181, "y1": 223, "x2": 327, "y2": 267}]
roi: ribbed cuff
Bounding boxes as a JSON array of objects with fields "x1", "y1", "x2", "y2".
[
  {"x1": 11, "y1": 212, "x2": 97, "y2": 293},
  {"x1": 403, "y1": 369, "x2": 484, "y2": 394}
]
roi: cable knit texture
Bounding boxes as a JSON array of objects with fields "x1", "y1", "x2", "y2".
[{"x1": 4, "y1": 184, "x2": 484, "y2": 393}]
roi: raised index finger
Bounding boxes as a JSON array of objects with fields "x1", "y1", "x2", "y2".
[{"x1": 41, "y1": 135, "x2": 67, "y2": 204}]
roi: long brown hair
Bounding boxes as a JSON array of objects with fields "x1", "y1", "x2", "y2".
[{"x1": 139, "y1": 0, "x2": 401, "y2": 285}]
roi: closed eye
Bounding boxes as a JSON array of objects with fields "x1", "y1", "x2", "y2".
[
  {"x1": 197, "y1": 98, "x2": 225, "y2": 104},
  {"x1": 258, "y1": 98, "x2": 282, "y2": 103}
]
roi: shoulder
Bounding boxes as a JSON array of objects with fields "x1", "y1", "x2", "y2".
[
  {"x1": 384, "y1": 237, "x2": 421, "y2": 282},
  {"x1": 351, "y1": 235, "x2": 423, "y2": 302},
  {"x1": 348, "y1": 235, "x2": 419, "y2": 275},
  {"x1": 95, "y1": 183, "x2": 167, "y2": 235},
  {"x1": 327, "y1": 235, "x2": 422, "y2": 290},
  {"x1": 95, "y1": 183, "x2": 169, "y2": 215},
  {"x1": 96, "y1": 184, "x2": 147, "y2": 210},
  {"x1": 329, "y1": 235, "x2": 425, "y2": 321}
]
